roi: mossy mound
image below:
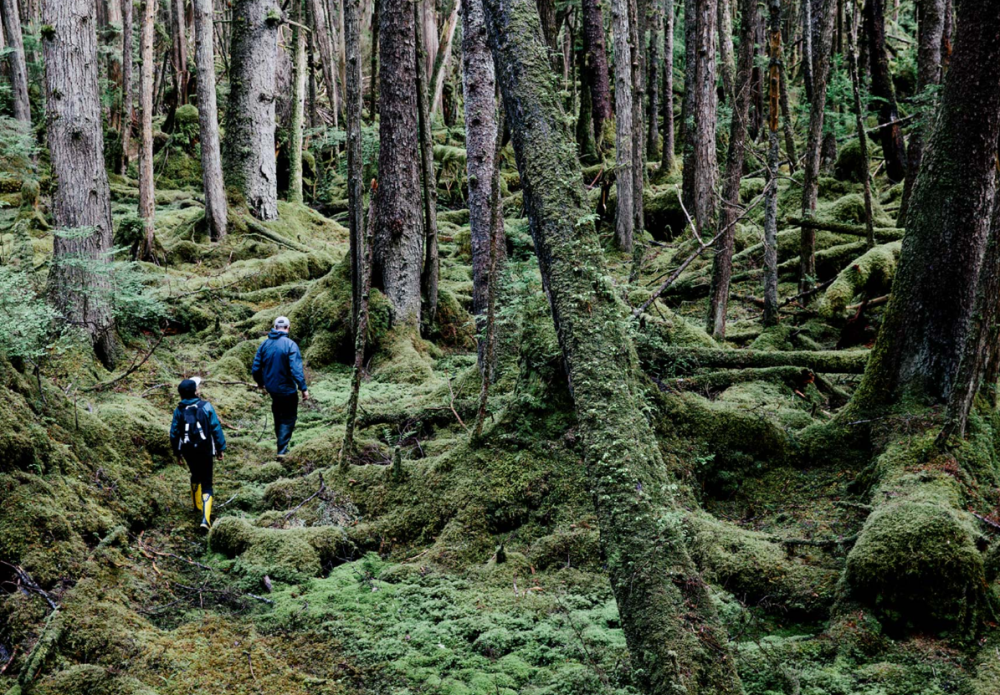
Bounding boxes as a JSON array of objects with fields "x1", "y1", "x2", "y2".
[
  {"x1": 817, "y1": 192, "x2": 895, "y2": 228},
  {"x1": 835, "y1": 138, "x2": 866, "y2": 182},
  {"x1": 818, "y1": 241, "x2": 900, "y2": 318}
]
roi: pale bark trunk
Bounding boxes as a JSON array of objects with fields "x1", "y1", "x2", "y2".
[
  {"x1": 42, "y1": 0, "x2": 121, "y2": 369},
  {"x1": 659, "y1": 0, "x2": 674, "y2": 172},
  {"x1": 645, "y1": 0, "x2": 662, "y2": 158},
  {"x1": 429, "y1": 0, "x2": 458, "y2": 113},
  {"x1": 762, "y1": 0, "x2": 780, "y2": 327},
  {"x1": 120, "y1": 0, "x2": 134, "y2": 174},
  {"x1": 289, "y1": 0, "x2": 307, "y2": 204},
  {"x1": 223, "y1": 0, "x2": 280, "y2": 221},
  {"x1": 368, "y1": 0, "x2": 379, "y2": 113},
  {"x1": 310, "y1": 0, "x2": 340, "y2": 117},
  {"x1": 1, "y1": 0, "x2": 31, "y2": 122},
  {"x1": 612, "y1": 0, "x2": 634, "y2": 250},
  {"x1": 802, "y1": 0, "x2": 813, "y2": 100},
  {"x1": 717, "y1": 0, "x2": 734, "y2": 102},
  {"x1": 138, "y1": 0, "x2": 156, "y2": 254},
  {"x1": 193, "y1": 0, "x2": 227, "y2": 239},
  {"x1": 480, "y1": 0, "x2": 745, "y2": 688},
  {"x1": 172, "y1": 0, "x2": 189, "y2": 104},
  {"x1": 106, "y1": 0, "x2": 123, "y2": 131},
  {"x1": 346, "y1": 0, "x2": 363, "y2": 324},
  {"x1": 415, "y1": 0, "x2": 439, "y2": 326},
  {"x1": 629, "y1": 0, "x2": 645, "y2": 244},
  {"x1": 373, "y1": 0, "x2": 423, "y2": 327},
  {"x1": 463, "y1": 0, "x2": 500, "y2": 369},
  {"x1": 691, "y1": 0, "x2": 717, "y2": 238}
]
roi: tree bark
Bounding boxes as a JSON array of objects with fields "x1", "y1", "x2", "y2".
[
  {"x1": 415, "y1": 0, "x2": 439, "y2": 326},
  {"x1": 762, "y1": 0, "x2": 780, "y2": 327},
  {"x1": 862, "y1": 0, "x2": 906, "y2": 183},
  {"x1": 463, "y1": 0, "x2": 501, "y2": 370},
  {"x1": 138, "y1": 0, "x2": 156, "y2": 256},
  {"x1": 193, "y1": 0, "x2": 227, "y2": 239},
  {"x1": 42, "y1": 0, "x2": 121, "y2": 369},
  {"x1": 798, "y1": 0, "x2": 836, "y2": 293},
  {"x1": 310, "y1": 0, "x2": 340, "y2": 116},
  {"x1": 846, "y1": 2, "x2": 874, "y2": 250},
  {"x1": 120, "y1": 0, "x2": 134, "y2": 174},
  {"x1": 850, "y1": 0, "x2": 1000, "y2": 411},
  {"x1": 429, "y1": 0, "x2": 459, "y2": 113},
  {"x1": 580, "y1": 0, "x2": 611, "y2": 150},
  {"x1": 691, "y1": 0, "x2": 718, "y2": 238},
  {"x1": 288, "y1": 0, "x2": 307, "y2": 204},
  {"x1": 778, "y1": 61, "x2": 797, "y2": 172},
  {"x1": 612, "y1": 0, "x2": 635, "y2": 250},
  {"x1": 717, "y1": 0, "x2": 734, "y2": 102},
  {"x1": 479, "y1": 0, "x2": 745, "y2": 688},
  {"x1": 897, "y1": 0, "x2": 945, "y2": 228},
  {"x1": 223, "y1": 0, "x2": 280, "y2": 221},
  {"x1": 680, "y1": 0, "x2": 696, "y2": 204},
  {"x1": 659, "y1": 0, "x2": 675, "y2": 172},
  {"x1": 368, "y1": 0, "x2": 379, "y2": 114},
  {"x1": 373, "y1": 0, "x2": 423, "y2": 327},
  {"x1": 629, "y1": 0, "x2": 645, "y2": 245},
  {"x1": 346, "y1": 0, "x2": 364, "y2": 326},
  {"x1": 645, "y1": 0, "x2": 662, "y2": 158},
  {"x1": 706, "y1": 0, "x2": 757, "y2": 339},
  {"x1": 1, "y1": 0, "x2": 31, "y2": 123},
  {"x1": 171, "y1": 0, "x2": 189, "y2": 105},
  {"x1": 802, "y1": 0, "x2": 813, "y2": 100}
]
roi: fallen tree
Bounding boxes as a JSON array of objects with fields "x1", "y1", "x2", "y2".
[{"x1": 641, "y1": 346, "x2": 870, "y2": 374}]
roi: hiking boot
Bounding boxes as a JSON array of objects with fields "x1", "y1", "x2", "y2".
[{"x1": 200, "y1": 491, "x2": 214, "y2": 531}]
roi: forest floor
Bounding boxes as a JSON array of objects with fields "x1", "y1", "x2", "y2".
[{"x1": 1, "y1": 137, "x2": 999, "y2": 694}]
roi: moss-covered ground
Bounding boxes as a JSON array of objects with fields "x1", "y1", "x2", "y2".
[{"x1": 1, "y1": 127, "x2": 999, "y2": 695}]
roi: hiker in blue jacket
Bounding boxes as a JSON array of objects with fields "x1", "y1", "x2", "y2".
[
  {"x1": 169, "y1": 377, "x2": 226, "y2": 530},
  {"x1": 252, "y1": 316, "x2": 310, "y2": 458}
]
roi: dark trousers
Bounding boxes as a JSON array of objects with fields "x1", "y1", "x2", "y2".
[
  {"x1": 184, "y1": 452, "x2": 214, "y2": 492},
  {"x1": 270, "y1": 392, "x2": 299, "y2": 455}
]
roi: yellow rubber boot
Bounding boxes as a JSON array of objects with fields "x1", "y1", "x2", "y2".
[
  {"x1": 191, "y1": 483, "x2": 203, "y2": 511},
  {"x1": 200, "y1": 492, "x2": 214, "y2": 530}
]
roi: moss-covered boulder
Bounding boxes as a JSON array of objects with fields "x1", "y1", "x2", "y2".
[{"x1": 835, "y1": 138, "x2": 866, "y2": 182}]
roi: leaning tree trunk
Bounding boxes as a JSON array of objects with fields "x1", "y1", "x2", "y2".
[
  {"x1": 863, "y1": 0, "x2": 906, "y2": 183},
  {"x1": 42, "y1": 0, "x2": 121, "y2": 370},
  {"x1": 289, "y1": 0, "x2": 308, "y2": 205},
  {"x1": 706, "y1": 0, "x2": 757, "y2": 339},
  {"x1": 463, "y1": 0, "x2": 501, "y2": 371},
  {"x1": 897, "y1": 0, "x2": 945, "y2": 228},
  {"x1": 345, "y1": 0, "x2": 364, "y2": 325},
  {"x1": 223, "y1": 0, "x2": 280, "y2": 221},
  {"x1": 580, "y1": 0, "x2": 612, "y2": 150},
  {"x1": 481, "y1": 0, "x2": 745, "y2": 689},
  {"x1": 611, "y1": 0, "x2": 635, "y2": 250},
  {"x1": 798, "y1": 0, "x2": 837, "y2": 293},
  {"x1": 373, "y1": 0, "x2": 424, "y2": 327},
  {"x1": 659, "y1": 0, "x2": 675, "y2": 172},
  {"x1": 120, "y1": 0, "x2": 134, "y2": 175},
  {"x1": 691, "y1": 0, "x2": 718, "y2": 238},
  {"x1": 761, "y1": 0, "x2": 781, "y2": 327},
  {"x1": 414, "y1": 0, "x2": 439, "y2": 326},
  {"x1": 1, "y1": 0, "x2": 31, "y2": 123},
  {"x1": 849, "y1": 0, "x2": 1000, "y2": 411},
  {"x1": 138, "y1": 0, "x2": 156, "y2": 256},
  {"x1": 193, "y1": 0, "x2": 227, "y2": 240}
]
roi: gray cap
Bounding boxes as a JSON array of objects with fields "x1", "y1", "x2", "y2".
[{"x1": 274, "y1": 316, "x2": 290, "y2": 329}]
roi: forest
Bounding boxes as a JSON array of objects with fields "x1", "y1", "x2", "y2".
[{"x1": 0, "y1": 0, "x2": 999, "y2": 692}]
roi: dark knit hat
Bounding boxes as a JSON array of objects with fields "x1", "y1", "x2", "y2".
[{"x1": 178, "y1": 378, "x2": 199, "y2": 398}]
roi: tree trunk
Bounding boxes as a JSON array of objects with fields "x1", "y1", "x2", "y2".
[
  {"x1": 373, "y1": 0, "x2": 423, "y2": 327},
  {"x1": 462, "y1": 0, "x2": 501, "y2": 370},
  {"x1": 862, "y1": 0, "x2": 906, "y2": 183},
  {"x1": 171, "y1": 0, "x2": 189, "y2": 105},
  {"x1": 897, "y1": 0, "x2": 945, "y2": 228},
  {"x1": 138, "y1": 0, "x2": 156, "y2": 256},
  {"x1": 691, "y1": 0, "x2": 718, "y2": 238},
  {"x1": 334, "y1": 0, "x2": 346, "y2": 125},
  {"x1": 798, "y1": 0, "x2": 836, "y2": 293},
  {"x1": 717, "y1": 0, "x2": 734, "y2": 102},
  {"x1": 680, "y1": 0, "x2": 696, "y2": 205},
  {"x1": 629, "y1": 0, "x2": 645, "y2": 245},
  {"x1": 310, "y1": 0, "x2": 340, "y2": 116},
  {"x1": 415, "y1": 0, "x2": 439, "y2": 326},
  {"x1": 346, "y1": 0, "x2": 364, "y2": 326},
  {"x1": 850, "y1": 0, "x2": 1000, "y2": 411},
  {"x1": 120, "y1": 0, "x2": 134, "y2": 174},
  {"x1": 580, "y1": 0, "x2": 611, "y2": 150},
  {"x1": 941, "y1": 0, "x2": 952, "y2": 72},
  {"x1": 193, "y1": 0, "x2": 227, "y2": 239},
  {"x1": 706, "y1": 0, "x2": 757, "y2": 339},
  {"x1": 429, "y1": 0, "x2": 459, "y2": 113},
  {"x1": 1, "y1": 0, "x2": 31, "y2": 123},
  {"x1": 645, "y1": 0, "x2": 661, "y2": 158},
  {"x1": 802, "y1": 0, "x2": 813, "y2": 100},
  {"x1": 223, "y1": 0, "x2": 280, "y2": 221},
  {"x1": 42, "y1": 0, "x2": 121, "y2": 370},
  {"x1": 480, "y1": 0, "x2": 745, "y2": 688},
  {"x1": 575, "y1": 30, "x2": 598, "y2": 162},
  {"x1": 611, "y1": 0, "x2": 634, "y2": 250},
  {"x1": 847, "y1": 2, "x2": 874, "y2": 249},
  {"x1": 105, "y1": 0, "x2": 124, "y2": 132},
  {"x1": 368, "y1": 0, "x2": 379, "y2": 114},
  {"x1": 659, "y1": 0, "x2": 674, "y2": 172},
  {"x1": 778, "y1": 61, "x2": 797, "y2": 172},
  {"x1": 762, "y1": 0, "x2": 780, "y2": 327},
  {"x1": 288, "y1": 0, "x2": 307, "y2": 204}
]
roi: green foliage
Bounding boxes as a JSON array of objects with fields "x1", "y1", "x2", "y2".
[{"x1": 0, "y1": 266, "x2": 61, "y2": 362}]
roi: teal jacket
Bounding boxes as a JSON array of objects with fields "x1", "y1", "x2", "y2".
[{"x1": 169, "y1": 398, "x2": 226, "y2": 455}]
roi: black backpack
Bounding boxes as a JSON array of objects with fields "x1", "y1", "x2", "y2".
[{"x1": 177, "y1": 400, "x2": 215, "y2": 456}]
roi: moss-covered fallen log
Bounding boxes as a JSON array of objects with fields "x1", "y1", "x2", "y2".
[
  {"x1": 817, "y1": 241, "x2": 900, "y2": 317},
  {"x1": 787, "y1": 216, "x2": 904, "y2": 240},
  {"x1": 642, "y1": 346, "x2": 869, "y2": 373},
  {"x1": 668, "y1": 366, "x2": 815, "y2": 392}
]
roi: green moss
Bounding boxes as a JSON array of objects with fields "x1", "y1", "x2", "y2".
[
  {"x1": 835, "y1": 138, "x2": 866, "y2": 182},
  {"x1": 818, "y1": 242, "x2": 900, "y2": 318}
]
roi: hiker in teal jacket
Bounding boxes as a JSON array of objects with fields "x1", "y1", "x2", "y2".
[{"x1": 169, "y1": 377, "x2": 226, "y2": 530}]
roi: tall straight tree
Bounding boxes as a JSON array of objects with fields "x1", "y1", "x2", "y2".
[
  {"x1": 288, "y1": 0, "x2": 308, "y2": 205},
  {"x1": 679, "y1": 0, "x2": 696, "y2": 202},
  {"x1": 611, "y1": 0, "x2": 635, "y2": 250},
  {"x1": 193, "y1": 0, "x2": 227, "y2": 239},
  {"x1": 717, "y1": 0, "x2": 734, "y2": 101},
  {"x1": 1, "y1": 0, "x2": 31, "y2": 123},
  {"x1": 480, "y1": 0, "x2": 745, "y2": 687},
  {"x1": 414, "y1": 0, "x2": 439, "y2": 325},
  {"x1": 761, "y1": 0, "x2": 781, "y2": 326},
  {"x1": 658, "y1": 0, "x2": 675, "y2": 172},
  {"x1": 851, "y1": 0, "x2": 1000, "y2": 411},
  {"x1": 41, "y1": 0, "x2": 121, "y2": 369},
  {"x1": 798, "y1": 0, "x2": 836, "y2": 293},
  {"x1": 628, "y1": 0, "x2": 645, "y2": 244},
  {"x1": 373, "y1": 0, "x2": 423, "y2": 326},
  {"x1": 171, "y1": 0, "x2": 189, "y2": 105},
  {"x1": 223, "y1": 0, "x2": 280, "y2": 221},
  {"x1": 138, "y1": 0, "x2": 156, "y2": 256},
  {"x1": 120, "y1": 0, "x2": 134, "y2": 174},
  {"x1": 707, "y1": 0, "x2": 757, "y2": 338},
  {"x1": 691, "y1": 0, "x2": 718, "y2": 237},
  {"x1": 345, "y1": 0, "x2": 364, "y2": 323},
  {"x1": 897, "y1": 0, "x2": 945, "y2": 228},
  {"x1": 862, "y1": 0, "x2": 906, "y2": 183},
  {"x1": 463, "y1": 0, "x2": 501, "y2": 369},
  {"x1": 310, "y1": 0, "x2": 340, "y2": 119},
  {"x1": 645, "y1": 0, "x2": 662, "y2": 158},
  {"x1": 580, "y1": 0, "x2": 611, "y2": 150}
]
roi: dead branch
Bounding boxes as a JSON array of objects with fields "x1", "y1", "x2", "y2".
[{"x1": 83, "y1": 335, "x2": 164, "y2": 392}]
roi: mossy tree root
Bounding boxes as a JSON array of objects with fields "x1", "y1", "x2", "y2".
[{"x1": 817, "y1": 241, "x2": 900, "y2": 318}]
